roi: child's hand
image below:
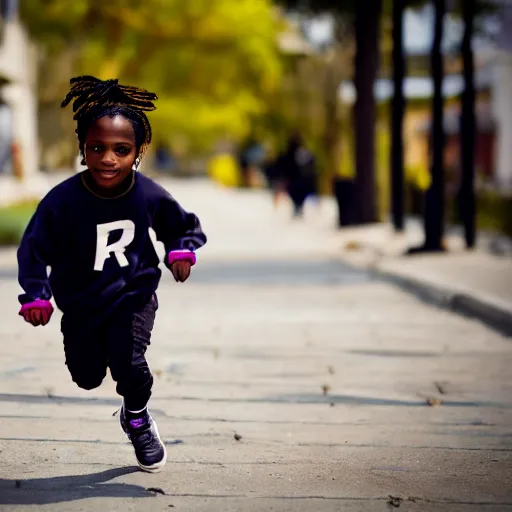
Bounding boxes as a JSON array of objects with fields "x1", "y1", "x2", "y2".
[
  {"x1": 19, "y1": 300, "x2": 54, "y2": 326},
  {"x1": 171, "y1": 260, "x2": 191, "y2": 282},
  {"x1": 167, "y1": 250, "x2": 196, "y2": 283}
]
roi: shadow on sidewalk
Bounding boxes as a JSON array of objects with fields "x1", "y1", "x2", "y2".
[
  {"x1": 262, "y1": 393, "x2": 512, "y2": 408},
  {"x1": 0, "y1": 467, "x2": 155, "y2": 505},
  {"x1": 0, "y1": 392, "x2": 121, "y2": 407},
  {"x1": 0, "y1": 393, "x2": 166, "y2": 417}
]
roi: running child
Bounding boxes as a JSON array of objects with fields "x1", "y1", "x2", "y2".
[{"x1": 17, "y1": 75, "x2": 207, "y2": 472}]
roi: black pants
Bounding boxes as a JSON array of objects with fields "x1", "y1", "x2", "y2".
[
  {"x1": 61, "y1": 295, "x2": 157, "y2": 411},
  {"x1": 288, "y1": 177, "x2": 315, "y2": 216}
]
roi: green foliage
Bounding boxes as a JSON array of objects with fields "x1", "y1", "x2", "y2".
[
  {"x1": 375, "y1": 120, "x2": 390, "y2": 221},
  {"x1": 0, "y1": 201, "x2": 39, "y2": 246},
  {"x1": 477, "y1": 192, "x2": 512, "y2": 238},
  {"x1": 21, "y1": 0, "x2": 283, "y2": 156},
  {"x1": 19, "y1": 1, "x2": 89, "y2": 50}
]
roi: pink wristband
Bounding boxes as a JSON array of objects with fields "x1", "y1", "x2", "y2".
[
  {"x1": 167, "y1": 250, "x2": 196, "y2": 266},
  {"x1": 19, "y1": 299, "x2": 54, "y2": 316}
]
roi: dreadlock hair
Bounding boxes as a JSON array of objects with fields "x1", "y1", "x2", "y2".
[{"x1": 61, "y1": 76, "x2": 158, "y2": 166}]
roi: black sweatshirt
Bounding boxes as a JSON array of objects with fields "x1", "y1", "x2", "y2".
[{"x1": 17, "y1": 172, "x2": 207, "y2": 322}]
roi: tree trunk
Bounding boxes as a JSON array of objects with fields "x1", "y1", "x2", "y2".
[
  {"x1": 459, "y1": 0, "x2": 477, "y2": 249},
  {"x1": 423, "y1": 0, "x2": 446, "y2": 251},
  {"x1": 352, "y1": 0, "x2": 382, "y2": 224},
  {"x1": 391, "y1": 0, "x2": 406, "y2": 232}
]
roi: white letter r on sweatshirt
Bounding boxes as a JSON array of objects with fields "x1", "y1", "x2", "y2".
[{"x1": 94, "y1": 220, "x2": 135, "y2": 271}]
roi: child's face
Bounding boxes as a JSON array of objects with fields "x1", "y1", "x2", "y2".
[{"x1": 84, "y1": 115, "x2": 138, "y2": 189}]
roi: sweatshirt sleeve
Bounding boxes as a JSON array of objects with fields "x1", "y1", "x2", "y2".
[
  {"x1": 17, "y1": 199, "x2": 55, "y2": 305},
  {"x1": 152, "y1": 192, "x2": 207, "y2": 263}
]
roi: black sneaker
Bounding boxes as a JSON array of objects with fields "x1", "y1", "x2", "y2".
[{"x1": 120, "y1": 407, "x2": 167, "y2": 473}]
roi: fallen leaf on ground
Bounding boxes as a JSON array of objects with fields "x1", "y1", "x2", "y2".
[{"x1": 344, "y1": 241, "x2": 362, "y2": 251}]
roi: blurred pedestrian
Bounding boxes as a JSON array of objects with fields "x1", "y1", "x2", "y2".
[
  {"x1": 237, "y1": 136, "x2": 265, "y2": 188},
  {"x1": 262, "y1": 148, "x2": 286, "y2": 209},
  {"x1": 278, "y1": 133, "x2": 318, "y2": 218},
  {"x1": 154, "y1": 141, "x2": 174, "y2": 174}
]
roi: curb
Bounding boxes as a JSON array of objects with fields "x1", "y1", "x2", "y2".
[{"x1": 372, "y1": 267, "x2": 512, "y2": 337}]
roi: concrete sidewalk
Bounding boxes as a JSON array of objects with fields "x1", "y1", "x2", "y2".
[
  {"x1": 333, "y1": 219, "x2": 512, "y2": 336},
  {"x1": 0, "y1": 178, "x2": 511, "y2": 511}
]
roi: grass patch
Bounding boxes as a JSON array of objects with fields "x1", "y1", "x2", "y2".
[
  {"x1": 0, "y1": 200, "x2": 39, "y2": 246},
  {"x1": 477, "y1": 192, "x2": 512, "y2": 238}
]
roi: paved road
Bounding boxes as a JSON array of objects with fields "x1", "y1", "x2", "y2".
[{"x1": 0, "y1": 179, "x2": 511, "y2": 511}]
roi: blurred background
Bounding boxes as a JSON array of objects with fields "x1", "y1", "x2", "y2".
[{"x1": 0, "y1": 0, "x2": 511, "y2": 251}]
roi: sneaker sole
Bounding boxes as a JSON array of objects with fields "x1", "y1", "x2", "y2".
[
  {"x1": 137, "y1": 420, "x2": 167, "y2": 473},
  {"x1": 138, "y1": 454, "x2": 167, "y2": 473}
]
